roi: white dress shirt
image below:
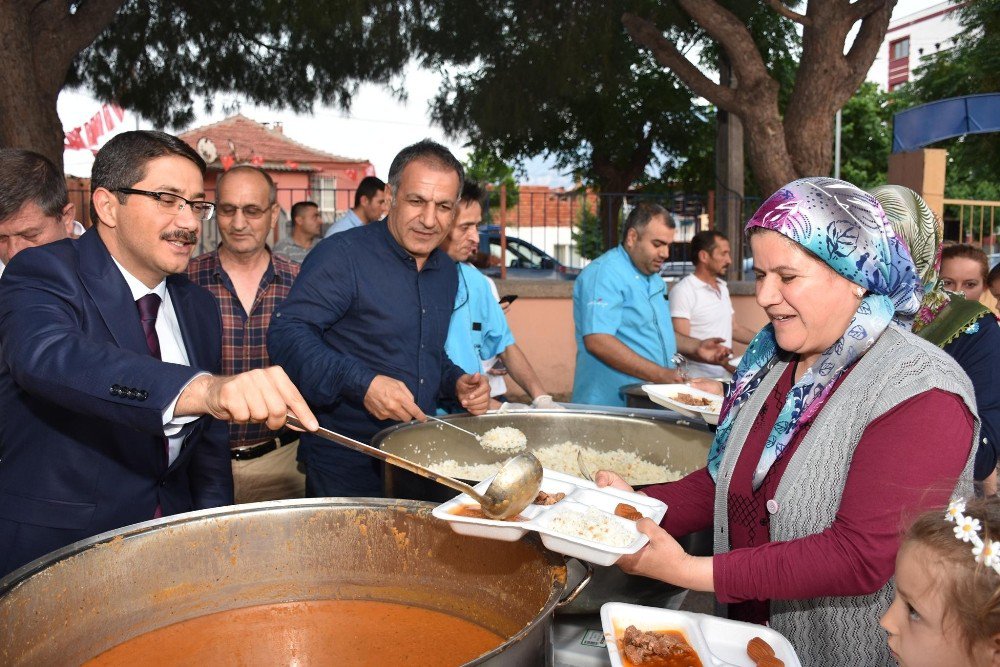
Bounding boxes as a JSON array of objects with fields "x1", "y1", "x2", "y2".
[{"x1": 112, "y1": 258, "x2": 203, "y2": 464}]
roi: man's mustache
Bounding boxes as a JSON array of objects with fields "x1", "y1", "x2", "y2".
[{"x1": 160, "y1": 230, "x2": 198, "y2": 244}]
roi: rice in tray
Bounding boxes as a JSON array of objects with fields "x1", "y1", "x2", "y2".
[
  {"x1": 478, "y1": 426, "x2": 527, "y2": 452},
  {"x1": 430, "y1": 441, "x2": 683, "y2": 485},
  {"x1": 547, "y1": 507, "x2": 634, "y2": 547}
]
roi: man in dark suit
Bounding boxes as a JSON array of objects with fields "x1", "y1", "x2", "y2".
[{"x1": 0, "y1": 131, "x2": 317, "y2": 579}]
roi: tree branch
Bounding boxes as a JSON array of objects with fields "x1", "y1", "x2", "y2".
[
  {"x1": 848, "y1": 0, "x2": 894, "y2": 22},
  {"x1": 674, "y1": 0, "x2": 772, "y2": 86},
  {"x1": 621, "y1": 12, "x2": 738, "y2": 112},
  {"x1": 843, "y1": 1, "x2": 894, "y2": 90},
  {"x1": 54, "y1": 0, "x2": 125, "y2": 57},
  {"x1": 764, "y1": 0, "x2": 812, "y2": 26}
]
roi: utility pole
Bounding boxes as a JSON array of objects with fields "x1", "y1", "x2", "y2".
[{"x1": 715, "y1": 55, "x2": 745, "y2": 281}]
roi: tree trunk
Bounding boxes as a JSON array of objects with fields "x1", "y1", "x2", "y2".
[
  {"x1": 0, "y1": 1, "x2": 124, "y2": 173},
  {"x1": 591, "y1": 148, "x2": 651, "y2": 251},
  {"x1": 622, "y1": 0, "x2": 895, "y2": 197}
]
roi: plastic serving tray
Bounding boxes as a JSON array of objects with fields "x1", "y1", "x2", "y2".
[
  {"x1": 432, "y1": 469, "x2": 666, "y2": 566},
  {"x1": 601, "y1": 603, "x2": 802, "y2": 667},
  {"x1": 642, "y1": 383, "x2": 723, "y2": 425}
]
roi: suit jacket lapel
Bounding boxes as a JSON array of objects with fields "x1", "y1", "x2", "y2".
[{"x1": 76, "y1": 229, "x2": 150, "y2": 356}]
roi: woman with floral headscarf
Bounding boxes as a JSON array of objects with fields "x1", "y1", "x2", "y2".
[
  {"x1": 598, "y1": 178, "x2": 978, "y2": 666},
  {"x1": 872, "y1": 184, "x2": 1000, "y2": 490}
]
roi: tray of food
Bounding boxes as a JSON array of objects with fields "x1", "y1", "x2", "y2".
[
  {"x1": 601, "y1": 603, "x2": 801, "y2": 667},
  {"x1": 432, "y1": 469, "x2": 666, "y2": 566},
  {"x1": 642, "y1": 384, "x2": 723, "y2": 425}
]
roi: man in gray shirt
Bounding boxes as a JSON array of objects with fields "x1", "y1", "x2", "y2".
[{"x1": 273, "y1": 200, "x2": 322, "y2": 264}]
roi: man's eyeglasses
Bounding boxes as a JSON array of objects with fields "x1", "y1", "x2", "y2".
[
  {"x1": 115, "y1": 188, "x2": 216, "y2": 222},
  {"x1": 215, "y1": 203, "x2": 273, "y2": 220}
]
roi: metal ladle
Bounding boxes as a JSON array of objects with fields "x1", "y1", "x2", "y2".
[{"x1": 286, "y1": 414, "x2": 543, "y2": 520}]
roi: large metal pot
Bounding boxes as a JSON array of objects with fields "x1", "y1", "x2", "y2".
[
  {"x1": 0, "y1": 499, "x2": 586, "y2": 666},
  {"x1": 373, "y1": 410, "x2": 715, "y2": 613}
]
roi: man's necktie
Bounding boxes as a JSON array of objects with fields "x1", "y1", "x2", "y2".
[
  {"x1": 136, "y1": 293, "x2": 162, "y2": 359},
  {"x1": 136, "y1": 293, "x2": 166, "y2": 518}
]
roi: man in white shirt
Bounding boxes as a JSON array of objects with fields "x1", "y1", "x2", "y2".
[
  {"x1": 0, "y1": 130, "x2": 318, "y2": 578},
  {"x1": 0, "y1": 149, "x2": 79, "y2": 278},
  {"x1": 669, "y1": 230, "x2": 758, "y2": 378}
]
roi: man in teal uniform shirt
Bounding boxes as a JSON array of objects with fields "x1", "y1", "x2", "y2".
[
  {"x1": 572, "y1": 202, "x2": 729, "y2": 406},
  {"x1": 442, "y1": 182, "x2": 556, "y2": 410}
]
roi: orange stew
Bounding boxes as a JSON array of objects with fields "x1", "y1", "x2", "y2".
[
  {"x1": 84, "y1": 600, "x2": 506, "y2": 667},
  {"x1": 619, "y1": 626, "x2": 703, "y2": 667},
  {"x1": 450, "y1": 504, "x2": 529, "y2": 521}
]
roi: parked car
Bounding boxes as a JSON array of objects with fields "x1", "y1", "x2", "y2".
[{"x1": 475, "y1": 226, "x2": 581, "y2": 280}]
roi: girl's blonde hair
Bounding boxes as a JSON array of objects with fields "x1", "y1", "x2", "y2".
[{"x1": 905, "y1": 496, "x2": 1000, "y2": 656}]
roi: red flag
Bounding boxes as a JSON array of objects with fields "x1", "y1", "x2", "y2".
[
  {"x1": 285, "y1": 160, "x2": 299, "y2": 169},
  {"x1": 364, "y1": 164, "x2": 376, "y2": 177},
  {"x1": 110, "y1": 105, "x2": 125, "y2": 122},
  {"x1": 220, "y1": 155, "x2": 235, "y2": 171},
  {"x1": 250, "y1": 154, "x2": 264, "y2": 166},
  {"x1": 101, "y1": 105, "x2": 116, "y2": 130},
  {"x1": 345, "y1": 169, "x2": 357, "y2": 180},
  {"x1": 84, "y1": 113, "x2": 105, "y2": 148},
  {"x1": 64, "y1": 127, "x2": 87, "y2": 150}
]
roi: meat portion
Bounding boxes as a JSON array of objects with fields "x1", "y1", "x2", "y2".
[
  {"x1": 674, "y1": 393, "x2": 713, "y2": 407},
  {"x1": 614, "y1": 502, "x2": 643, "y2": 521},
  {"x1": 533, "y1": 490, "x2": 566, "y2": 506},
  {"x1": 621, "y1": 625, "x2": 701, "y2": 665}
]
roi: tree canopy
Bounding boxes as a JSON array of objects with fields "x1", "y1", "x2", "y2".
[{"x1": 1, "y1": 0, "x2": 415, "y2": 170}]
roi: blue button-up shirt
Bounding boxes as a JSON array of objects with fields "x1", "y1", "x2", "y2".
[
  {"x1": 324, "y1": 209, "x2": 363, "y2": 237},
  {"x1": 268, "y1": 221, "x2": 465, "y2": 456},
  {"x1": 572, "y1": 245, "x2": 676, "y2": 406},
  {"x1": 445, "y1": 263, "x2": 515, "y2": 374}
]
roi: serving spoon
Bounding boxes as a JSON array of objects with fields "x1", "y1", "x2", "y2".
[{"x1": 286, "y1": 414, "x2": 543, "y2": 520}]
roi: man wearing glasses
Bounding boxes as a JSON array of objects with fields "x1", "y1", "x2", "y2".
[
  {"x1": 188, "y1": 166, "x2": 304, "y2": 504},
  {"x1": 0, "y1": 131, "x2": 317, "y2": 578}
]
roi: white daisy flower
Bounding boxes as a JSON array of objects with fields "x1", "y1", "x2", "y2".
[
  {"x1": 974, "y1": 540, "x2": 1000, "y2": 570},
  {"x1": 946, "y1": 499, "x2": 967, "y2": 523},
  {"x1": 955, "y1": 516, "x2": 982, "y2": 543}
]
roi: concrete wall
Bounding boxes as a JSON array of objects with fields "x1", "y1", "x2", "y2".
[{"x1": 496, "y1": 280, "x2": 768, "y2": 400}]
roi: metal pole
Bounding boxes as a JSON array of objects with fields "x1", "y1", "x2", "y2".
[{"x1": 834, "y1": 109, "x2": 842, "y2": 180}]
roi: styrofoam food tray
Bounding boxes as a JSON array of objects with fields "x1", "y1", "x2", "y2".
[
  {"x1": 432, "y1": 469, "x2": 666, "y2": 566},
  {"x1": 642, "y1": 383, "x2": 722, "y2": 424},
  {"x1": 601, "y1": 603, "x2": 802, "y2": 667}
]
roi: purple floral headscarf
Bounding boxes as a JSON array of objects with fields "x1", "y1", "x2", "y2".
[{"x1": 707, "y1": 177, "x2": 923, "y2": 489}]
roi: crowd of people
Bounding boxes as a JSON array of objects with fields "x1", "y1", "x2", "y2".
[{"x1": 1, "y1": 132, "x2": 999, "y2": 665}]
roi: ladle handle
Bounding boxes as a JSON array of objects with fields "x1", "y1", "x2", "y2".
[{"x1": 286, "y1": 414, "x2": 487, "y2": 504}]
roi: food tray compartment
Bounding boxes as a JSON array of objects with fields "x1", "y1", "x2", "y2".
[
  {"x1": 567, "y1": 487, "x2": 665, "y2": 521},
  {"x1": 434, "y1": 468, "x2": 666, "y2": 564},
  {"x1": 601, "y1": 603, "x2": 802, "y2": 667},
  {"x1": 533, "y1": 501, "x2": 645, "y2": 566}
]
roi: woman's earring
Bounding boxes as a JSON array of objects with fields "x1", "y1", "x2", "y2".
[{"x1": 856, "y1": 287, "x2": 865, "y2": 298}]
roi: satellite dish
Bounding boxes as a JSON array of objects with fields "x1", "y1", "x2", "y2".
[{"x1": 196, "y1": 137, "x2": 218, "y2": 163}]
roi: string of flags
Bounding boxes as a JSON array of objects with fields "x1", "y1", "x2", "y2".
[{"x1": 65, "y1": 104, "x2": 125, "y2": 153}]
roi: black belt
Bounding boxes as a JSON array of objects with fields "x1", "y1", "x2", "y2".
[{"x1": 230, "y1": 430, "x2": 297, "y2": 460}]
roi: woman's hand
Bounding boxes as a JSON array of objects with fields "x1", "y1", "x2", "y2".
[
  {"x1": 688, "y1": 378, "x2": 724, "y2": 396},
  {"x1": 617, "y1": 520, "x2": 713, "y2": 591},
  {"x1": 595, "y1": 470, "x2": 636, "y2": 494}
]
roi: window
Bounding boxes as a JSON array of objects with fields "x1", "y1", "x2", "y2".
[
  {"x1": 310, "y1": 175, "x2": 338, "y2": 221},
  {"x1": 891, "y1": 37, "x2": 910, "y2": 60}
]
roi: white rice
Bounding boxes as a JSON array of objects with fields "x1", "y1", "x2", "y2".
[
  {"x1": 547, "y1": 507, "x2": 635, "y2": 547},
  {"x1": 430, "y1": 441, "x2": 683, "y2": 486},
  {"x1": 479, "y1": 426, "x2": 527, "y2": 452}
]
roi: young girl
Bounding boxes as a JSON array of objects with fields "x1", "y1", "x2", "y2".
[
  {"x1": 882, "y1": 497, "x2": 1000, "y2": 666},
  {"x1": 941, "y1": 244, "x2": 990, "y2": 301}
]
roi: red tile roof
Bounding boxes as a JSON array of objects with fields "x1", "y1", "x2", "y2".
[{"x1": 178, "y1": 114, "x2": 369, "y2": 167}]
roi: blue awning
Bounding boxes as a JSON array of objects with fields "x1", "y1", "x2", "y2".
[{"x1": 892, "y1": 93, "x2": 1000, "y2": 153}]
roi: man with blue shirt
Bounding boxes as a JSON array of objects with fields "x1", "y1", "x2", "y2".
[
  {"x1": 323, "y1": 176, "x2": 388, "y2": 237},
  {"x1": 572, "y1": 202, "x2": 729, "y2": 406},
  {"x1": 441, "y1": 181, "x2": 556, "y2": 410},
  {"x1": 268, "y1": 140, "x2": 490, "y2": 497}
]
